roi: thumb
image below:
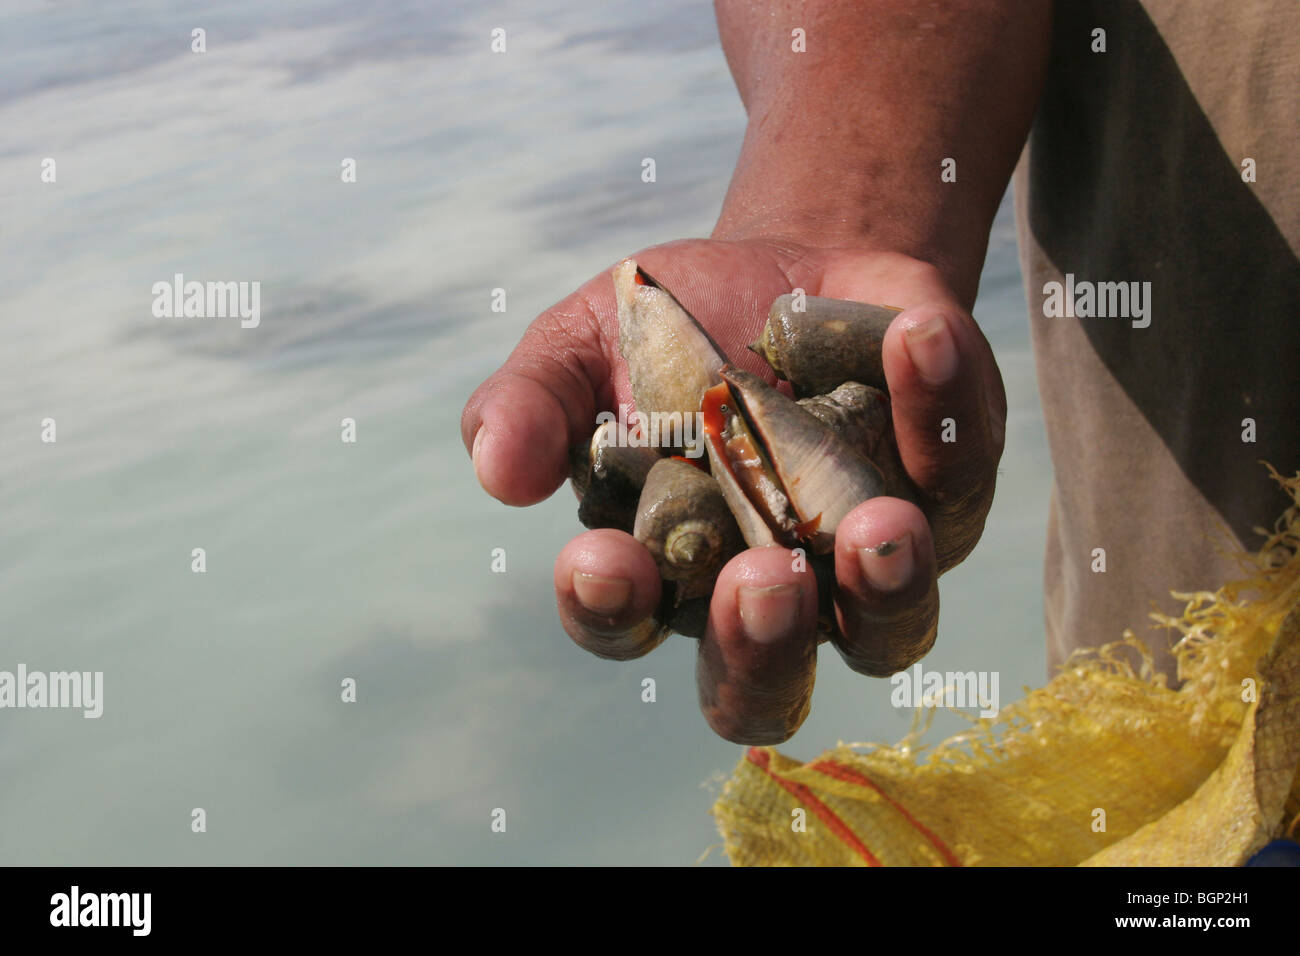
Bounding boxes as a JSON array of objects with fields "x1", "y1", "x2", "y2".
[{"x1": 461, "y1": 286, "x2": 612, "y2": 506}]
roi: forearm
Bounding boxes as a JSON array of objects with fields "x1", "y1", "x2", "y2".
[{"x1": 713, "y1": 0, "x2": 1051, "y2": 305}]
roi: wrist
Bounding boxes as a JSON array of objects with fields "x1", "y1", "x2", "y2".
[
  {"x1": 712, "y1": 196, "x2": 986, "y2": 311},
  {"x1": 710, "y1": 130, "x2": 988, "y2": 308}
]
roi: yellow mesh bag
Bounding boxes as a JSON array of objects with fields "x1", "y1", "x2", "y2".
[{"x1": 711, "y1": 468, "x2": 1300, "y2": 866}]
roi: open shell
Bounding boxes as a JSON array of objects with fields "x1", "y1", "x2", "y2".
[
  {"x1": 715, "y1": 367, "x2": 885, "y2": 554},
  {"x1": 614, "y1": 258, "x2": 726, "y2": 456}
]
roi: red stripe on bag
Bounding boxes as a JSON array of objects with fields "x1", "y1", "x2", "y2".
[
  {"x1": 745, "y1": 749, "x2": 882, "y2": 866},
  {"x1": 811, "y1": 759, "x2": 963, "y2": 867}
]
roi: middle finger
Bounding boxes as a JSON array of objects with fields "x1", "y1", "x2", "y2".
[{"x1": 696, "y1": 545, "x2": 820, "y2": 744}]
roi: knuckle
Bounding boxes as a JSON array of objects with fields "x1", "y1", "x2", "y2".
[
  {"x1": 929, "y1": 491, "x2": 993, "y2": 572},
  {"x1": 838, "y1": 613, "x2": 938, "y2": 677}
]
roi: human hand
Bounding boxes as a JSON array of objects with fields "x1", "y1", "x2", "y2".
[{"x1": 461, "y1": 237, "x2": 1005, "y2": 743}]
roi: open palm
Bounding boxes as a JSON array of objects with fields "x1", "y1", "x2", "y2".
[{"x1": 462, "y1": 236, "x2": 1006, "y2": 743}]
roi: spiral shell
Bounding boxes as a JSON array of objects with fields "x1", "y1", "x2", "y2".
[
  {"x1": 797, "y1": 381, "x2": 890, "y2": 460},
  {"x1": 634, "y1": 458, "x2": 742, "y2": 595},
  {"x1": 663, "y1": 519, "x2": 724, "y2": 572},
  {"x1": 798, "y1": 381, "x2": 921, "y2": 506}
]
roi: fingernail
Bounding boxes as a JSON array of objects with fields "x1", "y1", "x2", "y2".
[
  {"x1": 572, "y1": 572, "x2": 631, "y2": 616},
  {"x1": 903, "y1": 315, "x2": 958, "y2": 385},
  {"x1": 857, "y1": 534, "x2": 914, "y2": 593},
  {"x1": 471, "y1": 426, "x2": 491, "y2": 492},
  {"x1": 737, "y1": 584, "x2": 801, "y2": 644}
]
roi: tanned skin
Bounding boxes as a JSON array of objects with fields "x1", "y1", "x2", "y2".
[{"x1": 462, "y1": 1, "x2": 1051, "y2": 743}]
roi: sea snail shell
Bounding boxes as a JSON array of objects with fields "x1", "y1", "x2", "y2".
[
  {"x1": 663, "y1": 519, "x2": 725, "y2": 574},
  {"x1": 575, "y1": 420, "x2": 663, "y2": 533},
  {"x1": 751, "y1": 294, "x2": 900, "y2": 397},
  {"x1": 708, "y1": 366, "x2": 886, "y2": 555},
  {"x1": 797, "y1": 381, "x2": 891, "y2": 460},
  {"x1": 634, "y1": 458, "x2": 741, "y2": 587}
]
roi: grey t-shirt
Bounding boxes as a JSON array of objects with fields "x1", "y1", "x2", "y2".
[{"x1": 1013, "y1": 0, "x2": 1298, "y2": 680}]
